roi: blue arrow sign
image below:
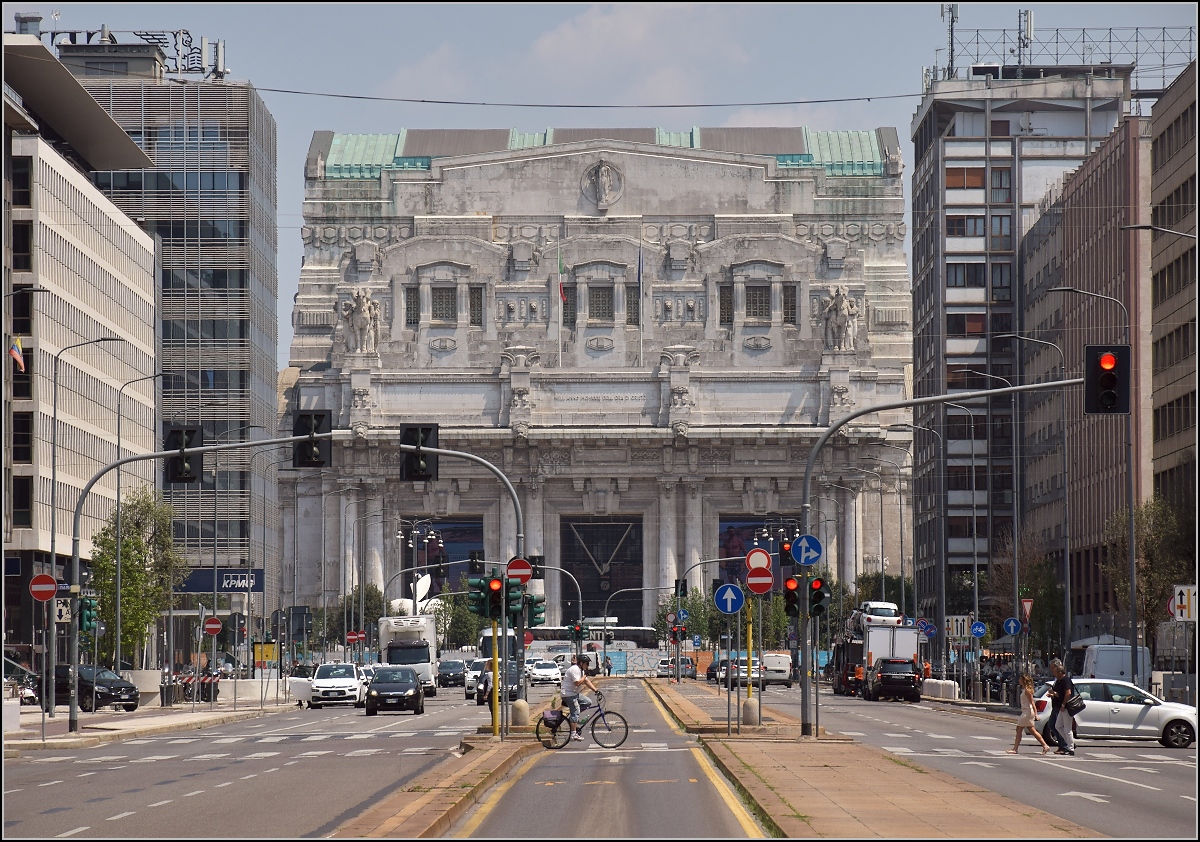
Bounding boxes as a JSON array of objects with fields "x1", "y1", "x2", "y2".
[
  {"x1": 1002, "y1": 617, "x2": 1021, "y2": 636},
  {"x1": 714, "y1": 584, "x2": 745, "y2": 615},
  {"x1": 971, "y1": 621, "x2": 987, "y2": 639},
  {"x1": 794, "y1": 534, "x2": 823, "y2": 566},
  {"x1": 676, "y1": 608, "x2": 690, "y2": 622}
]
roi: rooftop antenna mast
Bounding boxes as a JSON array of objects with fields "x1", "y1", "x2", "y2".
[
  {"x1": 1016, "y1": 9, "x2": 1034, "y2": 78},
  {"x1": 941, "y1": 4, "x2": 959, "y2": 79}
]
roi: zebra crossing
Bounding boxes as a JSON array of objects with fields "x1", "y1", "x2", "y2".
[{"x1": 119, "y1": 726, "x2": 480, "y2": 747}]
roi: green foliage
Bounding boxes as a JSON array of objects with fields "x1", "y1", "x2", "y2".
[
  {"x1": 444, "y1": 574, "x2": 485, "y2": 648},
  {"x1": 87, "y1": 486, "x2": 187, "y2": 668},
  {"x1": 326, "y1": 584, "x2": 385, "y2": 641},
  {"x1": 987, "y1": 527, "x2": 1064, "y2": 656}
]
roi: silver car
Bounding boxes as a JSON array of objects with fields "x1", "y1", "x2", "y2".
[
  {"x1": 1035, "y1": 679, "x2": 1196, "y2": 748},
  {"x1": 465, "y1": 658, "x2": 489, "y2": 700}
]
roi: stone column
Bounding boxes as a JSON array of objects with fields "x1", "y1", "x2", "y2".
[
  {"x1": 684, "y1": 479, "x2": 704, "y2": 591},
  {"x1": 840, "y1": 486, "x2": 858, "y2": 595},
  {"x1": 500, "y1": 488, "x2": 517, "y2": 564},
  {"x1": 365, "y1": 491, "x2": 384, "y2": 592},
  {"x1": 342, "y1": 490, "x2": 359, "y2": 599},
  {"x1": 658, "y1": 479, "x2": 678, "y2": 596}
]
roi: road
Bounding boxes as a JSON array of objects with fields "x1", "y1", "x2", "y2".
[
  {"x1": 449, "y1": 678, "x2": 763, "y2": 838},
  {"x1": 764, "y1": 686, "x2": 1198, "y2": 839},
  {"x1": 3, "y1": 683, "x2": 556, "y2": 839}
]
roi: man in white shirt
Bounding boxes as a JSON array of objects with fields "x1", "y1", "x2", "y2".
[{"x1": 560, "y1": 653, "x2": 599, "y2": 741}]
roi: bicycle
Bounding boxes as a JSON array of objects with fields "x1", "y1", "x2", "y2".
[{"x1": 536, "y1": 690, "x2": 628, "y2": 749}]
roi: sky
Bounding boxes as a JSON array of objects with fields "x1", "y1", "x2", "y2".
[{"x1": 25, "y1": 3, "x2": 1200, "y2": 368}]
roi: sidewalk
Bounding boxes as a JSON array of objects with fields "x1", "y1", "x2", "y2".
[{"x1": 648, "y1": 679, "x2": 1103, "y2": 839}]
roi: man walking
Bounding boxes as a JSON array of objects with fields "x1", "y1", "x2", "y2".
[{"x1": 1047, "y1": 658, "x2": 1076, "y2": 756}]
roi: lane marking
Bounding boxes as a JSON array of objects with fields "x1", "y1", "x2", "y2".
[
  {"x1": 1029, "y1": 758, "x2": 1161, "y2": 790},
  {"x1": 838, "y1": 731, "x2": 865, "y2": 736},
  {"x1": 38, "y1": 780, "x2": 63, "y2": 787},
  {"x1": 2, "y1": 789, "x2": 21, "y2": 795},
  {"x1": 55, "y1": 827, "x2": 89, "y2": 837},
  {"x1": 77, "y1": 773, "x2": 97, "y2": 778},
  {"x1": 212, "y1": 737, "x2": 244, "y2": 744},
  {"x1": 346, "y1": 749, "x2": 381, "y2": 757},
  {"x1": 690, "y1": 747, "x2": 764, "y2": 838},
  {"x1": 1182, "y1": 795, "x2": 1196, "y2": 801},
  {"x1": 452, "y1": 752, "x2": 545, "y2": 838},
  {"x1": 168, "y1": 739, "x2": 199, "y2": 744},
  {"x1": 263, "y1": 768, "x2": 279, "y2": 773},
  {"x1": 243, "y1": 752, "x2": 280, "y2": 759},
  {"x1": 296, "y1": 751, "x2": 333, "y2": 757},
  {"x1": 184, "y1": 791, "x2": 204, "y2": 797},
  {"x1": 257, "y1": 737, "x2": 286, "y2": 743},
  {"x1": 240, "y1": 774, "x2": 258, "y2": 780},
  {"x1": 215, "y1": 782, "x2": 234, "y2": 788},
  {"x1": 147, "y1": 800, "x2": 173, "y2": 807},
  {"x1": 883, "y1": 733, "x2": 910, "y2": 738},
  {"x1": 105, "y1": 812, "x2": 135, "y2": 821}
]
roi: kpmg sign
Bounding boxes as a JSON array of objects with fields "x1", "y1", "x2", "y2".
[{"x1": 178, "y1": 567, "x2": 265, "y2": 593}]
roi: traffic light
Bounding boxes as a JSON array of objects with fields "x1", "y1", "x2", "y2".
[
  {"x1": 164, "y1": 425, "x2": 203, "y2": 483},
  {"x1": 668, "y1": 625, "x2": 678, "y2": 644},
  {"x1": 486, "y1": 576, "x2": 504, "y2": 619},
  {"x1": 1084, "y1": 345, "x2": 1131, "y2": 414},
  {"x1": 467, "y1": 575, "x2": 487, "y2": 616},
  {"x1": 604, "y1": 631, "x2": 614, "y2": 644},
  {"x1": 292, "y1": 410, "x2": 332, "y2": 468},
  {"x1": 505, "y1": 577, "x2": 523, "y2": 618},
  {"x1": 400, "y1": 425, "x2": 438, "y2": 480},
  {"x1": 527, "y1": 593, "x2": 546, "y2": 627},
  {"x1": 712, "y1": 578, "x2": 722, "y2": 596},
  {"x1": 436, "y1": 558, "x2": 449, "y2": 579},
  {"x1": 674, "y1": 579, "x2": 687, "y2": 598},
  {"x1": 780, "y1": 541, "x2": 794, "y2": 565},
  {"x1": 679, "y1": 624, "x2": 687, "y2": 639},
  {"x1": 571, "y1": 622, "x2": 584, "y2": 641},
  {"x1": 468, "y1": 551, "x2": 484, "y2": 576},
  {"x1": 78, "y1": 597, "x2": 98, "y2": 636},
  {"x1": 809, "y1": 576, "x2": 831, "y2": 616},
  {"x1": 784, "y1": 576, "x2": 800, "y2": 617}
]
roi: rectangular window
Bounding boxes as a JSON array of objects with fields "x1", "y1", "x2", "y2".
[
  {"x1": 719, "y1": 285, "x2": 733, "y2": 325},
  {"x1": 12, "y1": 221, "x2": 32, "y2": 271},
  {"x1": 946, "y1": 167, "x2": 986, "y2": 189},
  {"x1": 989, "y1": 119, "x2": 1010, "y2": 137},
  {"x1": 11, "y1": 156, "x2": 31, "y2": 206},
  {"x1": 12, "y1": 412, "x2": 33, "y2": 462},
  {"x1": 11, "y1": 284, "x2": 33, "y2": 334},
  {"x1": 12, "y1": 476, "x2": 33, "y2": 527},
  {"x1": 946, "y1": 216, "x2": 985, "y2": 236},
  {"x1": 990, "y1": 215, "x2": 1011, "y2": 250},
  {"x1": 991, "y1": 263, "x2": 1012, "y2": 301},
  {"x1": 946, "y1": 263, "x2": 986, "y2": 288},
  {"x1": 783, "y1": 286, "x2": 797, "y2": 325},
  {"x1": 990, "y1": 167, "x2": 1012, "y2": 203},
  {"x1": 745, "y1": 286, "x2": 770, "y2": 320},
  {"x1": 946, "y1": 313, "x2": 987, "y2": 337},
  {"x1": 431, "y1": 287, "x2": 456, "y2": 322},
  {"x1": 12, "y1": 357, "x2": 32, "y2": 398},
  {"x1": 84, "y1": 60, "x2": 128, "y2": 76},
  {"x1": 469, "y1": 286, "x2": 484, "y2": 326},
  {"x1": 625, "y1": 284, "x2": 640, "y2": 325},
  {"x1": 946, "y1": 415, "x2": 987, "y2": 440},
  {"x1": 405, "y1": 287, "x2": 419, "y2": 326},
  {"x1": 563, "y1": 286, "x2": 577, "y2": 326},
  {"x1": 589, "y1": 286, "x2": 614, "y2": 321}
]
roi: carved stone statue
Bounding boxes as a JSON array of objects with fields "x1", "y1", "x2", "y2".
[
  {"x1": 341, "y1": 287, "x2": 379, "y2": 354},
  {"x1": 821, "y1": 285, "x2": 859, "y2": 351}
]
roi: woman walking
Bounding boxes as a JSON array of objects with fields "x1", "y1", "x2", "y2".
[{"x1": 1007, "y1": 674, "x2": 1053, "y2": 755}]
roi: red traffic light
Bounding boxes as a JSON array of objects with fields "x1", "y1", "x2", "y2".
[
  {"x1": 785, "y1": 577, "x2": 799, "y2": 591},
  {"x1": 488, "y1": 577, "x2": 503, "y2": 592},
  {"x1": 810, "y1": 577, "x2": 825, "y2": 591},
  {"x1": 782, "y1": 542, "x2": 791, "y2": 552},
  {"x1": 1099, "y1": 352, "x2": 1118, "y2": 370}
]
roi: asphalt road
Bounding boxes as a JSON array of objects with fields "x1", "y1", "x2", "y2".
[
  {"x1": 765, "y1": 686, "x2": 1198, "y2": 839},
  {"x1": 3, "y1": 683, "x2": 559, "y2": 839},
  {"x1": 448, "y1": 679, "x2": 764, "y2": 838}
]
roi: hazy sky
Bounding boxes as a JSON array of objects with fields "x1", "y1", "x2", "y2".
[{"x1": 29, "y1": 3, "x2": 1200, "y2": 367}]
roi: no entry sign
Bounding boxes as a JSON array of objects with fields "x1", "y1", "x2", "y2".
[
  {"x1": 347, "y1": 631, "x2": 361, "y2": 644},
  {"x1": 29, "y1": 573, "x2": 58, "y2": 602},
  {"x1": 506, "y1": 558, "x2": 532, "y2": 585},
  {"x1": 203, "y1": 616, "x2": 223, "y2": 636},
  {"x1": 746, "y1": 568, "x2": 774, "y2": 595}
]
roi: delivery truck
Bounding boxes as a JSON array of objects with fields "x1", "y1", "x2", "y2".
[{"x1": 378, "y1": 615, "x2": 439, "y2": 696}]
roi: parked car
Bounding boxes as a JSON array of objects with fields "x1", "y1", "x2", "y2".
[
  {"x1": 528, "y1": 661, "x2": 563, "y2": 686},
  {"x1": 1034, "y1": 679, "x2": 1196, "y2": 748},
  {"x1": 53, "y1": 664, "x2": 139, "y2": 712},
  {"x1": 365, "y1": 666, "x2": 424, "y2": 715},
  {"x1": 465, "y1": 658, "x2": 490, "y2": 700},
  {"x1": 862, "y1": 658, "x2": 921, "y2": 702},
  {"x1": 437, "y1": 660, "x2": 466, "y2": 687},
  {"x1": 308, "y1": 662, "x2": 366, "y2": 709},
  {"x1": 668, "y1": 656, "x2": 697, "y2": 680},
  {"x1": 656, "y1": 658, "x2": 674, "y2": 678},
  {"x1": 476, "y1": 661, "x2": 520, "y2": 705}
]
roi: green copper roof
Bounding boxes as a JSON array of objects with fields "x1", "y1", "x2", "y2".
[{"x1": 319, "y1": 127, "x2": 888, "y2": 178}]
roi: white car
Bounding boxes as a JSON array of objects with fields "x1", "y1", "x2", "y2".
[
  {"x1": 308, "y1": 663, "x2": 366, "y2": 709},
  {"x1": 529, "y1": 661, "x2": 563, "y2": 686},
  {"x1": 1034, "y1": 678, "x2": 1196, "y2": 748},
  {"x1": 465, "y1": 658, "x2": 490, "y2": 700}
]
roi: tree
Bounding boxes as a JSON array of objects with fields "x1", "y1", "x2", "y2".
[
  {"x1": 986, "y1": 526, "x2": 1064, "y2": 658},
  {"x1": 88, "y1": 486, "x2": 187, "y2": 668},
  {"x1": 440, "y1": 575, "x2": 484, "y2": 649},
  {"x1": 1101, "y1": 495, "x2": 1193, "y2": 662},
  {"x1": 327, "y1": 584, "x2": 385, "y2": 642}
]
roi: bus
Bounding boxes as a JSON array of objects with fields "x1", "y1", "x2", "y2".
[
  {"x1": 477, "y1": 627, "x2": 519, "y2": 661},
  {"x1": 527, "y1": 624, "x2": 658, "y2": 650}
]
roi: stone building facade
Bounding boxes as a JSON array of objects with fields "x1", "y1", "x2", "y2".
[{"x1": 281, "y1": 127, "x2": 912, "y2": 628}]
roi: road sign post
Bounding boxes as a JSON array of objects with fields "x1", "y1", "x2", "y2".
[
  {"x1": 714, "y1": 584, "x2": 744, "y2": 615},
  {"x1": 1171, "y1": 586, "x2": 1196, "y2": 621},
  {"x1": 746, "y1": 569, "x2": 773, "y2": 595},
  {"x1": 204, "y1": 617, "x2": 223, "y2": 636},
  {"x1": 793, "y1": 535, "x2": 823, "y2": 566},
  {"x1": 506, "y1": 558, "x2": 532, "y2": 585}
]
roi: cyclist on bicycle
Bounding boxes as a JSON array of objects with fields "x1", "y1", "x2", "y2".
[{"x1": 561, "y1": 653, "x2": 599, "y2": 742}]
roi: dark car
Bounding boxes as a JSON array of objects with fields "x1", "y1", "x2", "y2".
[
  {"x1": 437, "y1": 660, "x2": 466, "y2": 687},
  {"x1": 862, "y1": 658, "x2": 921, "y2": 703},
  {"x1": 54, "y1": 665, "x2": 139, "y2": 712},
  {"x1": 365, "y1": 666, "x2": 424, "y2": 715},
  {"x1": 707, "y1": 659, "x2": 729, "y2": 683},
  {"x1": 476, "y1": 662, "x2": 520, "y2": 705}
]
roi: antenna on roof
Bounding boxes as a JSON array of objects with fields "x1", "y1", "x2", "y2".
[
  {"x1": 940, "y1": 4, "x2": 959, "y2": 79},
  {"x1": 1016, "y1": 9, "x2": 1033, "y2": 77}
]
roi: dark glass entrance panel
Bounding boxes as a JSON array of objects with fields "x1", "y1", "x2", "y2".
[{"x1": 559, "y1": 518, "x2": 644, "y2": 626}]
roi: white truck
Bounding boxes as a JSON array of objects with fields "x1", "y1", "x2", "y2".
[
  {"x1": 863, "y1": 625, "x2": 922, "y2": 670},
  {"x1": 378, "y1": 615, "x2": 439, "y2": 696}
]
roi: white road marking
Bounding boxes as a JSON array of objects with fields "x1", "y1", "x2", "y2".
[
  {"x1": 640, "y1": 742, "x2": 669, "y2": 749},
  {"x1": 1060, "y1": 791, "x2": 1109, "y2": 803},
  {"x1": 76, "y1": 772, "x2": 97, "y2": 778},
  {"x1": 243, "y1": 752, "x2": 280, "y2": 759},
  {"x1": 215, "y1": 782, "x2": 234, "y2": 788},
  {"x1": 300, "y1": 735, "x2": 329, "y2": 741},
  {"x1": 285, "y1": 761, "x2": 299, "y2": 765},
  {"x1": 346, "y1": 749, "x2": 381, "y2": 757},
  {"x1": 631, "y1": 729, "x2": 657, "y2": 733},
  {"x1": 1089, "y1": 753, "x2": 1125, "y2": 760},
  {"x1": 927, "y1": 734, "x2": 954, "y2": 739},
  {"x1": 38, "y1": 780, "x2": 63, "y2": 787},
  {"x1": 961, "y1": 761, "x2": 996, "y2": 768},
  {"x1": 838, "y1": 731, "x2": 865, "y2": 736},
  {"x1": 402, "y1": 747, "x2": 434, "y2": 753},
  {"x1": 1182, "y1": 795, "x2": 1196, "y2": 801},
  {"x1": 130, "y1": 755, "x2": 178, "y2": 763},
  {"x1": 54, "y1": 827, "x2": 89, "y2": 837},
  {"x1": 186, "y1": 753, "x2": 229, "y2": 761},
  {"x1": 184, "y1": 791, "x2": 205, "y2": 797},
  {"x1": 239, "y1": 774, "x2": 257, "y2": 780},
  {"x1": 3, "y1": 789, "x2": 22, "y2": 795},
  {"x1": 147, "y1": 800, "x2": 173, "y2": 807},
  {"x1": 106, "y1": 811, "x2": 136, "y2": 820},
  {"x1": 882, "y1": 746, "x2": 914, "y2": 753},
  {"x1": 212, "y1": 737, "x2": 244, "y2": 744},
  {"x1": 296, "y1": 751, "x2": 332, "y2": 757},
  {"x1": 263, "y1": 768, "x2": 280, "y2": 773},
  {"x1": 1031, "y1": 758, "x2": 1161, "y2": 790},
  {"x1": 125, "y1": 739, "x2": 154, "y2": 744},
  {"x1": 344, "y1": 733, "x2": 372, "y2": 740},
  {"x1": 1120, "y1": 766, "x2": 1160, "y2": 773},
  {"x1": 33, "y1": 757, "x2": 72, "y2": 763},
  {"x1": 258, "y1": 736, "x2": 286, "y2": 742},
  {"x1": 883, "y1": 733, "x2": 911, "y2": 738},
  {"x1": 969, "y1": 735, "x2": 1000, "y2": 741}
]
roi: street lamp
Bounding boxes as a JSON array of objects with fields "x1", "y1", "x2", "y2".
[
  {"x1": 55, "y1": 335, "x2": 124, "y2": 728},
  {"x1": 1050, "y1": 284, "x2": 1139, "y2": 686},
  {"x1": 867, "y1": 451, "x2": 907, "y2": 617},
  {"x1": 347, "y1": 509, "x2": 390, "y2": 661},
  {"x1": 849, "y1": 467, "x2": 886, "y2": 603},
  {"x1": 114, "y1": 371, "x2": 162, "y2": 674},
  {"x1": 997, "y1": 332, "x2": 1071, "y2": 652},
  {"x1": 245, "y1": 447, "x2": 292, "y2": 677},
  {"x1": 395, "y1": 518, "x2": 437, "y2": 615}
]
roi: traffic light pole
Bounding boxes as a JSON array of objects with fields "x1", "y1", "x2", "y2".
[{"x1": 798, "y1": 379, "x2": 1083, "y2": 737}]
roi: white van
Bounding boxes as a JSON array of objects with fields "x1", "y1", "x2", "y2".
[
  {"x1": 760, "y1": 653, "x2": 793, "y2": 689},
  {"x1": 1081, "y1": 644, "x2": 1150, "y2": 688}
]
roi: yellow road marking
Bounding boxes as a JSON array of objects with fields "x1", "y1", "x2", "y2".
[
  {"x1": 690, "y1": 747, "x2": 764, "y2": 838},
  {"x1": 644, "y1": 681, "x2": 685, "y2": 735},
  {"x1": 451, "y1": 752, "x2": 544, "y2": 838},
  {"x1": 636, "y1": 779, "x2": 678, "y2": 784},
  {"x1": 584, "y1": 780, "x2": 616, "y2": 785}
]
